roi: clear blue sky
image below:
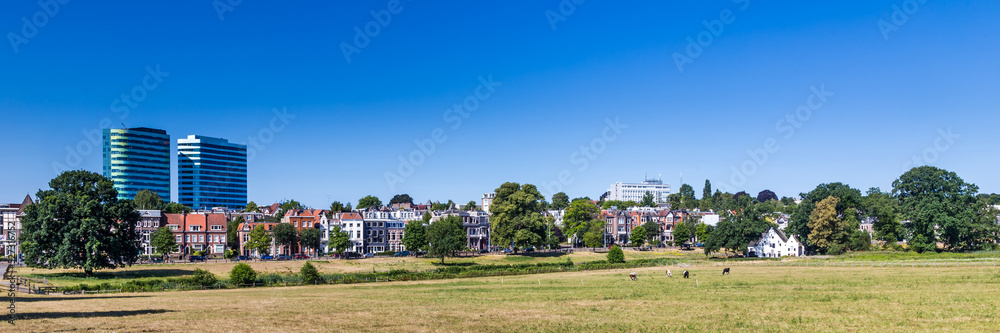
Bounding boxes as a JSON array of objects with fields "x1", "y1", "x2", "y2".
[{"x1": 2, "y1": 1, "x2": 998, "y2": 208}]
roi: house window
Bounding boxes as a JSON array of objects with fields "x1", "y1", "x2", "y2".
[
  {"x1": 190, "y1": 225, "x2": 201, "y2": 231},
  {"x1": 176, "y1": 235, "x2": 181, "y2": 242},
  {"x1": 185, "y1": 235, "x2": 190, "y2": 242},
  {"x1": 199, "y1": 235, "x2": 204, "y2": 242},
  {"x1": 211, "y1": 225, "x2": 223, "y2": 231}
]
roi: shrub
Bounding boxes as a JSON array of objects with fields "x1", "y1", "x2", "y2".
[
  {"x1": 191, "y1": 268, "x2": 218, "y2": 286},
  {"x1": 607, "y1": 246, "x2": 625, "y2": 264},
  {"x1": 301, "y1": 261, "x2": 321, "y2": 284},
  {"x1": 230, "y1": 263, "x2": 257, "y2": 285},
  {"x1": 826, "y1": 243, "x2": 846, "y2": 256}
]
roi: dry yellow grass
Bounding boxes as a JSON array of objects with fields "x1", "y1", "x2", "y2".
[{"x1": 9, "y1": 264, "x2": 1000, "y2": 332}]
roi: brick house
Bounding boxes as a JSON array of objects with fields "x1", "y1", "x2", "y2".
[
  {"x1": 136, "y1": 210, "x2": 166, "y2": 255},
  {"x1": 237, "y1": 222, "x2": 279, "y2": 257},
  {"x1": 165, "y1": 213, "x2": 228, "y2": 257}
]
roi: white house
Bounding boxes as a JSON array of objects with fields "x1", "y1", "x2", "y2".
[{"x1": 748, "y1": 227, "x2": 805, "y2": 258}]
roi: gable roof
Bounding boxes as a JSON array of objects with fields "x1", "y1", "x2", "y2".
[{"x1": 771, "y1": 227, "x2": 789, "y2": 243}]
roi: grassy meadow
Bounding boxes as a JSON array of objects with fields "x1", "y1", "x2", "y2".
[{"x1": 10, "y1": 263, "x2": 1000, "y2": 332}]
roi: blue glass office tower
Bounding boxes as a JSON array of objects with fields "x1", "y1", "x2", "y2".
[
  {"x1": 177, "y1": 135, "x2": 247, "y2": 209},
  {"x1": 102, "y1": 128, "x2": 171, "y2": 201}
]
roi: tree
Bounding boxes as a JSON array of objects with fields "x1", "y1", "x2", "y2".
[
  {"x1": 245, "y1": 201, "x2": 259, "y2": 213},
  {"x1": 550, "y1": 192, "x2": 570, "y2": 210},
  {"x1": 163, "y1": 202, "x2": 192, "y2": 214},
  {"x1": 757, "y1": 190, "x2": 778, "y2": 203},
  {"x1": 389, "y1": 194, "x2": 414, "y2": 205},
  {"x1": 402, "y1": 221, "x2": 427, "y2": 252},
  {"x1": 329, "y1": 201, "x2": 347, "y2": 214},
  {"x1": 230, "y1": 263, "x2": 257, "y2": 285},
  {"x1": 463, "y1": 200, "x2": 478, "y2": 211},
  {"x1": 564, "y1": 199, "x2": 599, "y2": 245},
  {"x1": 134, "y1": 190, "x2": 164, "y2": 210},
  {"x1": 893, "y1": 166, "x2": 984, "y2": 251},
  {"x1": 272, "y1": 223, "x2": 299, "y2": 255},
  {"x1": 640, "y1": 191, "x2": 656, "y2": 207},
  {"x1": 700, "y1": 180, "x2": 713, "y2": 211},
  {"x1": 300, "y1": 228, "x2": 322, "y2": 257},
  {"x1": 426, "y1": 215, "x2": 466, "y2": 264},
  {"x1": 642, "y1": 221, "x2": 661, "y2": 245},
  {"x1": 150, "y1": 226, "x2": 178, "y2": 260},
  {"x1": 704, "y1": 204, "x2": 773, "y2": 256},
  {"x1": 696, "y1": 223, "x2": 713, "y2": 244},
  {"x1": 607, "y1": 245, "x2": 625, "y2": 263},
  {"x1": 20, "y1": 171, "x2": 141, "y2": 276},
  {"x1": 544, "y1": 217, "x2": 565, "y2": 249},
  {"x1": 327, "y1": 225, "x2": 351, "y2": 255},
  {"x1": 679, "y1": 184, "x2": 697, "y2": 209},
  {"x1": 583, "y1": 220, "x2": 605, "y2": 249},
  {"x1": 489, "y1": 182, "x2": 547, "y2": 251},
  {"x1": 733, "y1": 192, "x2": 754, "y2": 207},
  {"x1": 862, "y1": 188, "x2": 901, "y2": 243},
  {"x1": 630, "y1": 226, "x2": 646, "y2": 246},
  {"x1": 227, "y1": 217, "x2": 244, "y2": 252},
  {"x1": 300, "y1": 261, "x2": 321, "y2": 284},
  {"x1": 673, "y1": 221, "x2": 692, "y2": 245},
  {"x1": 245, "y1": 224, "x2": 273, "y2": 256},
  {"x1": 788, "y1": 183, "x2": 862, "y2": 248},
  {"x1": 276, "y1": 199, "x2": 304, "y2": 219},
  {"x1": 808, "y1": 196, "x2": 845, "y2": 253},
  {"x1": 668, "y1": 194, "x2": 681, "y2": 210}
]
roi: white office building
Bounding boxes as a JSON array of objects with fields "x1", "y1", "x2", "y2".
[{"x1": 607, "y1": 178, "x2": 671, "y2": 204}]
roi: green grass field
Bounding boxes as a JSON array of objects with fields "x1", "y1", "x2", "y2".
[{"x1": 10, "y1": 262, "x2": 1000, "y2": 332}]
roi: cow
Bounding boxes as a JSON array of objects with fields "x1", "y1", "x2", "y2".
[
  {"x1": 629, "y1": 272, "x2": 637, "y2": 281},
  {"x1": 683, "y1": 270, "x2": 689, "y2": 279},
  {"x1": 666, "y1": 269, "x2": 672, "y2": 278},
  {"x1": 722, "y1": 267, "x2": 730, "y2": 275}
]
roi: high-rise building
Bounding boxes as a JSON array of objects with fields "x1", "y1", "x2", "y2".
[
  {"x1": 607, "y1": 177, "x2": 671, "y2": 204},
  {"x1": 177, "y1": 135, "x2": 247, "y2": 209},
  {"x1": 103, "y1": 127, "x2": 171, "y2": 201}
]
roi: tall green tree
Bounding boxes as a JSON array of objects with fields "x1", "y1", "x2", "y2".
[
  {"x1": 299, "y1": 228, "x2": 322, "y2": 257},
  {"x1": 227, "y1": 217, "x2": 245, "y2": 251},
  {"x1": 358, "y1": 195, "x2": 382, "y2": 209},
  {"x1": 583, "y1": 220, "x2": 606, "y2": 249},
  {"x1": 642, "y1": 221, "x2": 661, "y2": 245},
  {"x1": 463, "y1": 200, "x2": 478, "y2": 211},
  {"x1": 327, "y1": 225, "x2": 351, "y2": 255},
  {"x1": 640, "y1": 191, "x2": 657, "y2": 207},
  {"x1": 150, "y1": 226, "x2": 178, "y2": 260},
  {"x1": 788, "y1": 183, "x2": 862, "y2": 248},
  {"x1": 489, "y1": 182, "x2": 547, "y2": 251},
  {"x1": 564, "y1": 199, "x2": 599, "y2": 245},
  {"x1": 679, "y1": 184, "x2": 698, "y2": 209},
  {"x1": 20, "y1": 171, "x2": 141, "y2": 276},
  {"x1": 389, "y1": 194, "x2": 414, "y2": 205},
  {"x1": 245, "y1": 201, "x2": 259, "y2": 213},
  {"x1": 630, "y1": 225, "x2": 646, "y2": 246},
  {"x1": 402, "y1": 221, "x2": 427, "y2": 252},
  {"x1": 272, "y1": 223, "x2": 299, "y2": 254},
  {"x1": 893, "y1": 166, "x2": 984, "y2": 252},
  {"x1": 134, "y1": 189, "x2": 164, "y2": 210},
  {"x1": 163, "y1": 202, "x2": 192, "y2": 214},
  {"x1": 329, "y1": 201, "x2": 347, "y2": 214},
  {"x1": 245, "y1": 224, "x2": 273, "y2": 256},
  {"x1": 550, "y1": 192, "x2": 570, "y2": 210},
  {"x1": 673, "y1": 221, "x2": 691, "y2": 245},
  {"x1": 427, "y1": 215, "x2": 466, "y2": 264},
  {"x1": 275, "y1": 199, "x2": 305, "y2": 219},
  {"x1": 862, "y1": 188, "x2": 901, "y2": 243},
  {"x1": 700, "y1": 180, "x2": 713, "y2": 211}
]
